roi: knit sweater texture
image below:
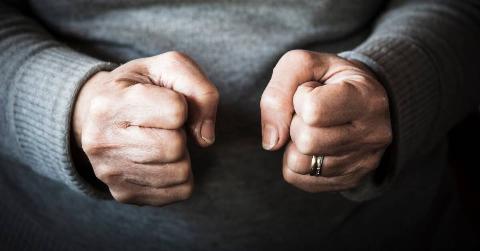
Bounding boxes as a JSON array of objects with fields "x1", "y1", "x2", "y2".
[{"x1": 1, "y1": 0, "x2": 479, "y2": 250}]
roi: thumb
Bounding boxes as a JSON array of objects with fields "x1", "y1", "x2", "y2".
[
  {"x1": 260, "y1": 86, "x2": 294, "y2": 151},
  {"x1": 182, "y1": 85, "x2": 219, "y2": 147},
  {"x1": 260, "y1": 50, "x2": 328, "y2": 151},
  {"x1": 145, "y1": 52, "x2": 219, "y2": 147}
]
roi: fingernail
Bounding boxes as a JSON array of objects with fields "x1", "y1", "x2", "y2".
[
  {"x1": 262, "y1": 124, "x2": 278, "y2": 150},
  {"x1": 200, "y1": 120, "x2": 215, "y2": 145}
]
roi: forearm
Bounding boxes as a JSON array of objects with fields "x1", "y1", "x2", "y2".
[
  {"x1": 0, "y1": 2, "x2": 116, "y2": 196},
  {"x1": 339, "y1": 0, "x2": 480, "y2": 200},
  {"x1": 351, "y1": 0, "x2": 480, "y2": 152}
]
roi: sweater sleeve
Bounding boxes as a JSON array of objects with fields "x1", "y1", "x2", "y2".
[
  {"x1": 0, "y1": 3, "x2": 117, "y2": 197},
  {"x1": 338, "y1": 0, "x2": 480, "y2": 201}
]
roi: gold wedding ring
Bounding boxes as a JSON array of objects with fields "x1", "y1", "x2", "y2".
[{"x1": 309, "y1": 155, "x2": 324, "y2": 176}]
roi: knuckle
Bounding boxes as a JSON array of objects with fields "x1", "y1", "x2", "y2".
[
  {"x1": 111, "y1": 190, "x2": 136, "y2": 204},
  {"x1": 176, "y1": 164, "x2": 191, "y2": 184},
  {"x1": 210, "y1": 87, "x2": 220, "y2": 101},
  {"x1": 94, "y1": 166, "x2": 119, "y2": 184},
  {"x1": 364, "y1": 124, "x2": 392, "y2": 148},
  {"x1": 194, "y1": 87, "x2": 220, "y2": 111},
  {"x1": 162, "y1": 51, "x2": 190, "y2": 63},
  {"x1": 176, "y1": 184, "x2": 194, "y2": 201},
  {"x1": 260, "y1": 89, "x2": 285, "y2": 111},
  {"x1": 260, "y1": 93, "x2": 273, "y2": 110},
  {"x1": 366, "y1": 92, "x2": 387, "y2": 115},
  {"x1": 89, "y1": 95, "x2": 113, "y2": 118},
  {"x1": 199, "y1": 86, "x2": 220, "y2": 104},
  {"x1": 164, "y1": 131, "x2": 186, "y2": 161},
  {"x1": 81, "y1": 129, "x2": 112, "y2": 155},
  {"x1": 287, "y1": 165, "x2": 303, "y2": 176},
  {"x1": 301, "y1": 98, "x2": 321, "y2": 126},
  {"x1": 294, "y1": 132, "x2": 316, "y2": 155},
  {"x1": 165, "y1": 93, "x2": 188, "y2": 127},
  {"x1": 283, "y1": 49, "x2": 310, "y2": 61},
  {"x1": 282, "y1": 49, "x2": 315, "y2": 67},
  {"x1": 286, "y1": 153, "x2": 300, "y2": 173},
  {"x1": 381, "y1": 126, "x2": 393, "y2": 145},
  {"x1": 81, "y1": 136, "x2": 103, "y2": 155},
  {"x1": 282, "y1": 167, "x2": 296, "y2": 185}
]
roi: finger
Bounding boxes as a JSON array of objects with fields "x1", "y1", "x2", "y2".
[
  {"x1": 283, "y1": 141, "x2": 314, "y2": 175},
  {"x1": 117, "y1": 83, "x2": 188, "y2": 129},
  {"x1": 139, "y1": 177, "x2": 194, "y2": 206},
  {"x1": 84, "y1": 124, "x2": 187, "y2": 164},
  {"x1": 145, "y1": 52, "x2": 219, "y2": 147},
  {"x1": 282, "y1": 166, "x2": 357, "y2": 193},
  {"x1": 260, "y1": 50, "x2": 328, "y2": 151},
  {"x1": 293, "y1": 81, "x2": 365, "y2": 127},
  {"x1": 283, "y1": 142, "x2": 362, "y2": 177},
  {"x1": 282, "y1": 151, "x2": 381, "y2": 193},
  {"x1": 125, "y1": 127, "x2": 187, "y2": 164},
  {"x1": 94, "y1": 153, "x2": 191, "y2": 189},
  {"x1": 129, "y1": 159, "x2": 191, "y2": 188},
  {"x1": 260, "y1": 84, "x2": 293, "y2": 151},
  {"x1": 119, "y1": 127, "x2": 187, "y2": 164},
  {"x1": 109, "y1": 171, "x2": 194, "y2": 206},
  {"x1": 290, "y1": 114, "x2": 358, "y2": 156}
]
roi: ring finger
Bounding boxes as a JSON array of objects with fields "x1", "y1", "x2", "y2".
[
  {"x1": 283, "y1": 141, "x2": 356, "y2": 177},
  {"x1": 91, "y1": 151, "x2": 191, "y2": 188},
  {"x1": 109, "y1": 172, "x2": 194, "y2": 206}
]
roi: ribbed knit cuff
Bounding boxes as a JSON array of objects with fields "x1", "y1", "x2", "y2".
[
  {"x1": 338, "y1": 36, "x2": 440, "y2": 201},
  {"x1": 11, "y1": 46, "x2": 117, "y2": 198}
]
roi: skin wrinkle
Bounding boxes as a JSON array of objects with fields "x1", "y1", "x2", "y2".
[
  {"x1": 261, "y1": 50, "x2": 392, "y2": 193},
  {"x1": 73, "y1": 52, "x2": 216, "y2": 206},
  {"x1": 1, "y1": 0, "x2": 479, "y2": 248}
]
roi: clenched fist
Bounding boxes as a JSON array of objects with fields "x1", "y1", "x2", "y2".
[
  {"x1": 260, "y1": 50, "x2": 392, "y2": 192},
  {"x1": 73, "y1": 52, "x2": 219, "y2": 206}
]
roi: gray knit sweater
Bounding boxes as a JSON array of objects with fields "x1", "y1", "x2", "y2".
[{"x1": 1, "y1": 0, "x2": 479, "y2": 250}]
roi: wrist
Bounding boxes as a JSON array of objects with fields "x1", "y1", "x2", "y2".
[{"x1": 72, "y1": 71, "x2": 110, "y2": 147}]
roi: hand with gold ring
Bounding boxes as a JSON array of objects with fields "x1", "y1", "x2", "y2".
[{"x1": 260, "y1": 50, "x2": 392, "y2": 193}]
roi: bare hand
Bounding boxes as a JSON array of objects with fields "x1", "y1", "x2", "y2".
[
  {"x1": 260, "y1": 50, "x2": 392, "y2": 192},
  {"x1": 73, "y1": 52, "x2": 219, "y2": 206}
]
